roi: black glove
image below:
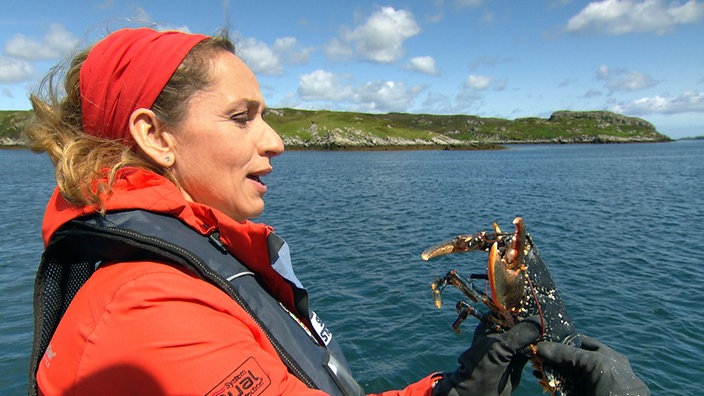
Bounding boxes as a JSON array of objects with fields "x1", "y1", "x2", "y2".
[
  {"x1": 433, "y1": 317, "x2": 541, "y2": 396},
  {"x1": 535, "y1": 334, "x2": 650, "y2": 396}
]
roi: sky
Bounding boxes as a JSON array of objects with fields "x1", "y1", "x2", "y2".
[{"x1": 0, "y1": 0, "x2": 703, "y2": 139}]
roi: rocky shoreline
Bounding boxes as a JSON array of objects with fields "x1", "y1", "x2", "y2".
[
  {"x1": 280, "y1": 128, "x2": 668, "y2": 150},
  {"x1": 0, "y1": 137, "x2": 26, "y2": 147}
]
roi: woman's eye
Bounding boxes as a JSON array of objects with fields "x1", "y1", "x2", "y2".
[{"x1": 231, "y1": 113, "x2": 249, "y2": 125}]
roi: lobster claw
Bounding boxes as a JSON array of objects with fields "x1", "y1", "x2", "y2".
[
  {"x1": 421, "y1": 232, "x2": 496, "y2": 262},
  {"x1": 520, "y1": 235, "x2": 581, "y2": 346}
]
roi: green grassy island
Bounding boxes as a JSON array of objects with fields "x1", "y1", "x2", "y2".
[{"x1": 1, "y1": 108, "x2": 671, "y2": 150}]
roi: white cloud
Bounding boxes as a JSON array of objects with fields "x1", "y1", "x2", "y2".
[
  {"x1": 613, "y1": 91, "x2": 704, "y2": 114},
  {"x1": 237, "y1": 37, "x2": 283, "y2": 75},
  {"x1": 465, "y1": 74, "x2": 493, "y2": 90},
  {"x1": 0, "y1": 56, "x2": 34, "y2": 83},
  {"x1": 297, "y1": 69, "x2": 425, "y2": 112},
  {"x1": 274, "y1": 37, "x2": 313, "y2": 64},
  {"x1": 133, "y1": 7, "x2": 152, "y2": 25},
  {"x1": 582, "y1": 89, "x2": 604, "y2": 98},
  {"x1": 97, "y1": 0, "x2": 115, "y2": 10},
  {"x1": 558, "y1": 78, "x2": 575, "y2": 88},
  {"x1": 566, "y1": 0, "x2": 704, "y2": 35},
  {"x1": 427, "y1": 12, "x2": 444, "y2": 24},
  {"x1": 549, "y1": 0, "x2": 574, "y2": 8},
  {"x1": 356, "y1": 80, "x2": 425, "y2": 112},
  {"x1": 404, "y1": 56, "x2": 438, "y2": 75},
  {"x1": 1, "y1": 87, "x2": 14, "y2": 99},
  {"x1": 324, "y1": 38, "x2": 353, "y2": 61},
  {"x1": 4, "y1": 24, "x2": 80, "y2": 61},
  {"x1": 131, "y1": 7, "x2": 191, "y2": 33},
  {"x1": 422, "y1": 91, "x2": 455, "y2": 113},
  {"x1": 298, "y1": 70, "x2": 354, "y2": 101},
  {"x1": 273, "y1": 37, "x2": 296, "y2": 51},
  {"x1": 343, "y1": 7, "x2": 420, "y2": 63},
  {"x1": 469, "y1": 56, "x2": 513, "y2": 71},
  {"x1": 481, "y1": 10, "x2": 495, "y2": 24},
  {"x1": 597, "y1": 65, "x2": 658, "y2": 91},
  {"x1": 455, "y1": 89, "x2": 484, "y2": 112},
  {"x1": 492, "y1": 78, "x2": 508, "y2": 91},
  {"x1": 237, "y1": 36, "x2": 314, "y2": 75}
]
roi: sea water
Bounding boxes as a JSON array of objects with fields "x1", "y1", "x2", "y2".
[{"x1": 1, "y1": 141, "x2": 703, "y2": 394}]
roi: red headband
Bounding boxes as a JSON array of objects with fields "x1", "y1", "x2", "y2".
[{"x1": 80, "y1": 28, "x2": 208, "y2": 142}]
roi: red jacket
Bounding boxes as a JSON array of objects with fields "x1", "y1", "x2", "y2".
[{"x1": 36, "y1": 168, "x2": 438, "y2": 395}]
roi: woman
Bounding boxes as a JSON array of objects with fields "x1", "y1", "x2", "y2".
[{"x1": 26, "y1": 28, "x2": 648, "y2": 396}]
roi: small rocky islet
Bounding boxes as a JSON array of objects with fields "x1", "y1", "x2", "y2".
[{"x1": 1, "y1": 109, "x2": 671, "y2": 149}]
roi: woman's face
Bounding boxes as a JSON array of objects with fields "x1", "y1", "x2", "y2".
[{"x1": 168, "y1": 51, "x2": 284, "y2": 221}]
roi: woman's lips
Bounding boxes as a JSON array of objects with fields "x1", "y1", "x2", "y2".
[{"x1": 248, "y1": 174, "x2": 267, "y2": 193}]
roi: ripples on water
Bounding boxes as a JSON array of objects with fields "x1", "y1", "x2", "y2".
[
  {"x1": 2, "y1": 141, "x2": 702, "y2": 394},
  {"x1": 0, "y1": 151, "x2": 55, "y2": 394}
]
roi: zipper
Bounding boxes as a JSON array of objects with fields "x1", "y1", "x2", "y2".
[{"x1": 98, "y1": 225, "x2": 319, "y2": 390}]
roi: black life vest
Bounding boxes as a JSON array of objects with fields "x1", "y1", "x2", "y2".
[{"x1": 29, "y1": 210, "x2": 365, "y2": 396}]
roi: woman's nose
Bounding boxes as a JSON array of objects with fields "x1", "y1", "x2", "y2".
[{"x1": 260, "y1": 121, "x2": 285, "y2": 157}]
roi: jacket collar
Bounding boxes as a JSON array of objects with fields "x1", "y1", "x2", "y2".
[{"x1": 42, "y1": 168, "x2": 276, "y2": 290}]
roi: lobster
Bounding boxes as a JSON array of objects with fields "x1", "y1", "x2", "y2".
[{"x1": 421, "y1": 217, "x2": 580, "y2": 395}]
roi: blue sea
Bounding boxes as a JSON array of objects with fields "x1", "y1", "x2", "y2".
[{"x1": 1, "y1": 141, "x2": 703, "y2": 395}]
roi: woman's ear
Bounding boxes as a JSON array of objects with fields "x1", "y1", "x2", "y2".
[{"x1": 129, "y1": 108, "x2": 175, "y2": 168}]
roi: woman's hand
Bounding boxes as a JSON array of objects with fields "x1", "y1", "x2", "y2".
[
  {"x1": 535, "y1": 334, "x2": 650, "y2": 396},
  {"x1": 433, "y1": 317, "x2": 542, "y2": 396}
]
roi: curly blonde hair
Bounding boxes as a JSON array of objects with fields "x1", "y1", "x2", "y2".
[{"x1": 25, "y1": 35, "x2": 235, "y2": 212}]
